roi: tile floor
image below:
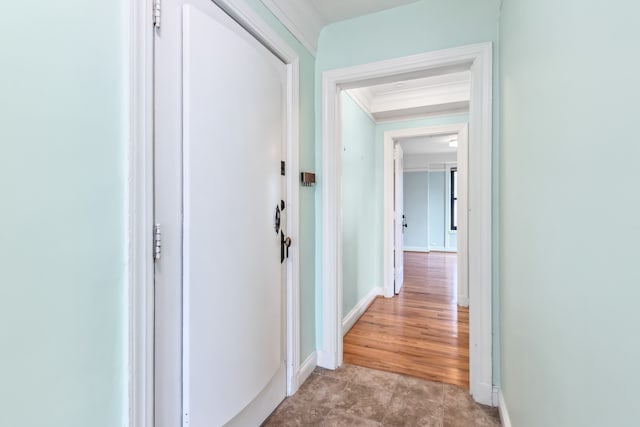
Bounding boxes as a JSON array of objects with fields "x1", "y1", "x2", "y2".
[{"x1": 263, "y1": 364, "x2": 501, "y2": 427}]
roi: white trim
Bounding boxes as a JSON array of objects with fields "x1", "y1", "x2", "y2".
[
  {"x1": 129, "y1": 0, "x2": 154, "y2": 426},
  {"x1": 498, "y1": 389, "x2": 513, "y2": 427},
  {"x1": 285, "y1": 59, "x2": 301, "y2": 396},
  {"x1": 316, "y1": 350, "x2": 334, "y2": 369},
  {"x1": 492, "y1": 386, "x2": 499, "y2": 407},
  {"x1": 344, "y1": 89, "x2": 376, "y2": 122},
  {"x1": 454, "y1": 125, "x2": 468, "y2": 309},
  {"x1": 403, "y1": 246, "x2": 430, "y2": 253},
  {"x1": 320, "y1": 43, "x2": 493, "y2": 404},
  {"x1": 383, "y1": 124, "x2": 466, "y2": 299},
  {"x1": 342, "y1": 287, "x2": 383, "y2": 335},
  {"x1": 369, "y1": 82, "x2": 469, "y2": 114},
  {"x1": 211, "y1": 0, "x2": 301, "y2": 397},
  {"x1": 346, "y1": 72, "x2": 471, "y2": 123},
  {"x1": 295, "y1": 351, "x2": 317, "y2": 390},
  {"x1": 214, "y1": 0, "x2": 297, "y2": 62},
  {"x1": 260, "y1": 0, "x2": 323, "y2": 56},
  {"x1": 458, "y1": 295, "x2": 469, "y2": 307},
  {"x1": 474, "y1": 382, "x2": 496, "y2": 407},
  {"x1": 427, "y1": 246, "x2": 458, "y2": 253}
]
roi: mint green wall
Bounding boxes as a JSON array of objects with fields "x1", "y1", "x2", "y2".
[
  {"x1": 0, "y1": 2, "x2": 128, "y2": 426},
  {"x1": 427, "y1": 172, "x2": 446, "y2": 248},
  {"x1": 315, "y1": 1, "x2": 501, "y2": 383},
  {"x1": 341, "y1": 93, "x2": 378, "y2": 315},
  {"x1": 0, "y1": 1, "x2": 317, "y2": 423},
  {"x1": 500, "y1": 0, "x2": 640, "y2": 425},
  {"x1": 403, "y1": 172, "x2": 429, "y2": 250},
  {"x1": 245, "y1": 0, "x2": 317, "y2": 363}
]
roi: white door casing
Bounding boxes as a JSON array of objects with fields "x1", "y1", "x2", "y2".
[
  {"x1": 153, "y1": 0, "x2": 301, "y2": 425},
  {"x1": 320, "y1": 43, "x2": 493, "y2": 405},
  {"x1": 456, "y1": 126, "x2": 469, "y2": 308},
  {"x1": 394, "y1": 144, "x2": 405, "y2": 294}
]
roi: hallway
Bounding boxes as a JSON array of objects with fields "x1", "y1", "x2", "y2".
[{"x1": 344, "y1": 252, "x2": 469, "y2": 389}]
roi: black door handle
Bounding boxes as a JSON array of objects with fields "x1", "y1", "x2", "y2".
[{"x1": 280, "y1": 232, "x2": 292, "y2": 263}]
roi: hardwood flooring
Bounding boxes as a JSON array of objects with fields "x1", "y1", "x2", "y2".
[{"x1": 343, "y1": 251, "x2": 469, "y2": 389}]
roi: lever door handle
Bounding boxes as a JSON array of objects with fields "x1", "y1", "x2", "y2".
[
  {"x1": 281, "y1": 233, "x2": 292, "y2": 263},
  {"x1": 284, "y1": 236, "x2": 292, "y2": 259}
]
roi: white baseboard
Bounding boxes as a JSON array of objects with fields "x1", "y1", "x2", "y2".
[
  {"x1": 403, "y1": 246, "x2": 430, "y2": 252},
  {"x1": 342, "y1": 287, "x2": 383, "y2": 335},
  {"x1": 293, "y1": 351, "x2": 317, "y2": 392},
  {"x1": 457, "y1": 296, "x2": 469, "y2": 307},
  {"x1": 498, "y1": 389, "x2": 512, "y2": 427},
  {"x1": 428, "y1": 246, "x2": 457, "y2": 253}
]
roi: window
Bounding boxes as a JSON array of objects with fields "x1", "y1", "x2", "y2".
[{"x1": 450, "y1": 168, "x2": 458, "y2": 231}]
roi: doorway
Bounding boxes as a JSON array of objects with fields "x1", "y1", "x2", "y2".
[
  {"x1": 386, "y1": 124, "x2": 469, "y2": 307},
  {"x1": 319, "y1": 43, "x2": 494, "y2": 405},
  {"x1": 343, "y1": 125, "x2": 469, "y2": 387}
]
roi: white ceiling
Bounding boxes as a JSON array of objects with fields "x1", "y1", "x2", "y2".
[
  {"x1": 366, "y1": 72, "x2": 470, "y2": 97},
  {"x1": 398, "y1": 134, "x2": 458, "y2": 155},
  {"x1": 261, "y1": 0, "x2": 421, "y2": 55},
  {"x1": 345, "y1": 71, "x2": 471, "y2": 123},
  {"x1": 309, "y1": 0, "x2": 420, "y2": 23}
]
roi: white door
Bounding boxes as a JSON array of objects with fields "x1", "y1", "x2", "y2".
[
  {"x1": 154, "y1": 1, "x2": 287, "y2": 426},
  {"x1": 394, "y1": 144, "x2": 405, "y2": 294}
]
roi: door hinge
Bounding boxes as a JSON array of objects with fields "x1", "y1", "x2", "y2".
[
  {"x1": 153, "y1": 0, "x2": 161, "y2": 28},
  {"x1": 153, "y1": 224, "x2": 162, "y2": 261}
]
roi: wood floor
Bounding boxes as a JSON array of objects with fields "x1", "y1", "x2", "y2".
[{"x1": 343, "y1": 251, "x2": 469, "y2": 389}]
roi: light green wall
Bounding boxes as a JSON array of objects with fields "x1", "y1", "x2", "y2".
[
  {"x1": 403, "y1": 172, "x2": 430, "y2": 249},
  {"x1": 0, "y1": 1, "x2": 317, "y2": 423},
  {"x1": 341, "y1": 93, "x2": 378, "y2": 315},
  {"x1": 244, "y1": 0, "x2": 317, "y2": 362},
  {"x1": 339, "y1": 93, "x2": 470, "y2": 318},
  {"x1": 315, "y1": 0, "x2": 501, "y2": 383},
  {"x1": 500, "y1": 0, "x2": 640, "y2": 425},
  {"x1": 0, "y1": 2, "x2": 128, "y2": 426},
  {"x1": 427, "y1": 172, "x2": 447, "y2": 248}
]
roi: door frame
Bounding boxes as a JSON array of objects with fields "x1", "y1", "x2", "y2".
[
  {"x1": 129, "y1": 1, "x2": 302, "y2": 425},
  {"x1": 129, "y1": 0, "x2": 155, "y2": 425},
  {"x1": 319, "y1": 42, "x2": 493, "y2": 405},
  {"x1": 393, "y1": 143, "x2": 405, "y2": 295},
  {"x1": 384, "y1": 124, "x2": 469, "y2": 307}
]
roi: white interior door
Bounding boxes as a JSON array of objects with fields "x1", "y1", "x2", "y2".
[
  {"x1": 394, "y1": 144, "x2": 405, "y2": 294},
  {"x1": 154, "y1": 1, "x2": 287, "y2": 426}
]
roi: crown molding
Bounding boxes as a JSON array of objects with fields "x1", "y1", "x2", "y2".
[
  {"x1": 261, "y1": 0, "x2": 324, "y2": 56},
  {"x1": 344, "y1": 89, "x2": 375, "y2": 122},
  {"x1": 370, "y1": 81, "x2": 469, "y2": 113}
]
